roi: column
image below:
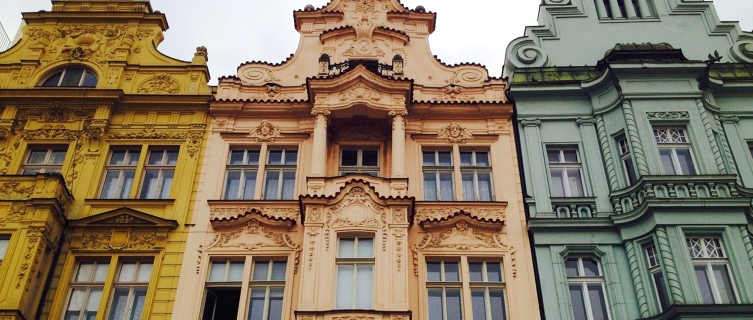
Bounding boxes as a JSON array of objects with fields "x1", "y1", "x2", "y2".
[
  {"x1": 594, "y1": 0, "x2": 609, "y2": 19},
  {"x1": 622, "y1": 100, "x2": 650, "y2": 175},
  {"x1": 636, "y1": 0, "x2": 652, "y2": 18},
  {"x1": 390, "y1": 110, "x2": 407, "y2": 177},
  {"x1": 608, "y1": 0, "x2": 624, "y2": 19},
  {"x1": 622, "y1": 0, "x2": 638, "y2": 18},
  {"x1": 577, "y1": 117, "x2": 613, "y2": 214},
  {"x1": 310, "y1": 110, "x2": 330, "y2": 176}
]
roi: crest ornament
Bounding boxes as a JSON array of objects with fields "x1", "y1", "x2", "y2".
[
  {"x1": 249, "y1": 120, "x2": 282, "y2": 142},
  {"x1": 437, "y1": 122, "x2": 473, "y2": 143}
]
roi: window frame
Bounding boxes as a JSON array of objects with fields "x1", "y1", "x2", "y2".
[
  {"x1": 421, "y1": 147, "x2": 495, "y2": 201},
  {"x1": 21, "y1": 145, "x2": 69, "y2": 174},
  {"x1": 99, "y1": 148, "x2": 142, "y2": 199},
  {"x1": 653, "y1": 127, "x2": 698, "y2": 175},
  {"x1": 0, "y1": 235, "x2": 10, "y2": 264},
  {"x1": 335, "y1": 235, "x2": 375, "y2": 310},
  {"x1": 339, "y1": 146, "x2": 380, "y2": 176},
  {"x1": 564, "y1": 256, "x2": 612, "y2": 320},
  {"x1": 262, "y1": 148, "x2": 298, "y2": 200},
  {"x1": 644, "y1": 244, "x2": 670, "y2": 311},
  {"x1": 222, "y1": 148, "x2": 261, "y2": 200},
  {"x1": 747, "y1": 141, "x2": 753, "y2": 160},
  {"x1": 41, "y1": 67, "x2": 98, "y2": 87},
  {"x1": 616, "y1": 136, "x2": 638, "y2": 186},
  {"x1": 685, "y1": 236, "x2": 739, "y2": 304},
  {"x1": 105, "y1": 260, "x2": 153, "y2": 320},
  {"x1": 546, "y1": 146, "x2": 586, "y2": 198},
  {"x1": 138, "y1": 148, "x2": 179, "y2": 200}
]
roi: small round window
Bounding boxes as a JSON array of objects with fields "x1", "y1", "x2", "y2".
[{"x1": 42, "y1": 68, "x2": 98, "y2": 87}]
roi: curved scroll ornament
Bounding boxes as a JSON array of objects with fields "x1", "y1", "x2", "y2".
[
  {"x1": 137, "y1": 73, "x2": 181, "y2": 94},
  {"x1": 338, "y1": 83, "x2": 382, "y2": 101},
  {"x1": 241, "y1": 67, "x2": 281, "y2": 85},
  {"x1": 507, "y1": 39, "x2": 549, "y2": 69},
  {"x1": 325, "y1": 187, "x2": 388, "y2": 251},
  {"x1": 437, "y1": 122, "x2": 473, "y2": 144},
  {"x1": 730, "y1": 39, "x2": 753, "y2": 62},
  {"x1": 207, "y1": 220, "x2": 302, "y2": 273},
  {"x1": 249, "y1": 120, "x2": 282, "y2": 142},
  {"x1": 410, "y1": 221, "x2": 516, "y2": 276}
]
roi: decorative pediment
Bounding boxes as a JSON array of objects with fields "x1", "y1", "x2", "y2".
[
  {"x1": 307, "y1": 64, "x2": 411, "y2": 112},
  {"x1": 68, "y1": 208, "x2": 177, "y2": 251},
  {"x1": 414, "y1": 203, "x2": 506, "y2": 226},
  {"x1": 69, "y1": 207, "x2": 178, "y2": 229},
  {"x1": 208, "y1": 201, "x2": 298, "y2": 229}
]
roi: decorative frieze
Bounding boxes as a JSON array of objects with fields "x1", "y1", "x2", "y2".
[{"x1": 645, "y1": 111, "x2": 690, "y2": 120}]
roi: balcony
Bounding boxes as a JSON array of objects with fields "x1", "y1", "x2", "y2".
[
  {"x1": 610, "y1": 175, "x2": 753, "y2": 216},
  {"x1": 550, "y1": 197, "x2": 598, "y2": 218},
  {"x1": 0, "y1": 173, "x2": 73, "y2": 214}
]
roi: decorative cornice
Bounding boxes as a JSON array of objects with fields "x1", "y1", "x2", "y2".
[{"x1": 646, "y1": 111, "x2": 690, "y2": 120}]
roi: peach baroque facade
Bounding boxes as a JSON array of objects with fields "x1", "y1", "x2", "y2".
[{"x1": 174, "y1": 1, "x2": 540, "y2": 319}]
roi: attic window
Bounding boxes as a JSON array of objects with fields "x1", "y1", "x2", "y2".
[
  {"x1": 41, "y1": 67, "x2": 98, "y2": 87},
  {"x1": 595, "y1": 0, "x2": 655, "y2": 20}
]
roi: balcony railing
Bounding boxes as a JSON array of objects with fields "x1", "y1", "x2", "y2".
[
  {"x1": 610, "y1": 175, "x2": 750, "y2": 215},
  {"x1": 327, "y1": 59, "x2": 395, "y2": 77},
  {"x1": 550, "y1": 197, "x2": 598, "y2": 218}
]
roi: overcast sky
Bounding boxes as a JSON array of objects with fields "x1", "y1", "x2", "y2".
[{"x1": 1, "y1": 0, "x2": 751, "y2": 83}]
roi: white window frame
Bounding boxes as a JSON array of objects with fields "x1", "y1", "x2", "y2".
[
  {"x1": 459, "y1": 150, "x2": 494, "y2": 201},
  {"x1": 262, "y1": 148, "x2": 298, "y2": 200},
  {"x1": 335, "y1": 236, "x2": 374, "y2": 310},
  {"x1": 339, "y1": 147, "x2": 380, "y2": 176},
  {"x1": 645, "y1": 245, "x2": 670, "y2": 311},
  {"x1": 21, "y1": 146, "x2": 68, "y2": 174},
  {"x1": 248, "y1": 260, "x2": 287, "y2": 320},
  {"x1": 617, "y1": 137, "x2": 638, "y2": 185},
  {"x1": 686, "y1": 237, "x2": 739, "y2": 304},
  {"x1": 565, "y1": 257, "x2": 611, "y2": 320},
  {"x1": 222, "y1": 148, "x2": 261, "y2": 200},
  {"x1": 424, "y1": 258, "x2": 507, "y2": 320},
  {"x1": 546, "y1": 147, "x2": 586, "y2": 197},
  {"x1": 138, "y1": 148, "x2": 179, "y2": 199},
  {"x1": 654, "y1": 128, "x2": 697, "y2": 175},
  {"x1": 100, "y1": 148, "x2": 141, "y2": 199},
  {"x1": 422, "y1": 149, "x2": 456, "y2": 201},
  {"x1": 106, "y1": 261, "x2": 153, "y2": 320},
  {"x1": 422, "y1": 148, "x2": 495, "y2": 201}
]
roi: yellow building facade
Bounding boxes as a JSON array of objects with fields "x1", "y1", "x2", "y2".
[
  {"x1": 174, "y1": 1, "x2": 540, "y2": 319},
  {"x1": 0, "y1": 1, "x2": 211, "y2": 320}
]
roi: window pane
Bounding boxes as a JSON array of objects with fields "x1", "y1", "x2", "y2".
[
  {"x1": 445, "y1": 289, "x2": 463, "y2": 320},
  {"x1": 229, "y1": 150, "x2": 245, "y2": 165},
  {"x1": 469, "y1": 262, "x2": 483, "y2": 282},
  {"x1": 362, "y1": 150, "x2": 378, "y2": 166},
  {"x1": 61, "y1": 68, "x2": 84, "y2": 86},
  {"x1": 423, "y1": 172, "x2": 438, "y2": 201},
  {"x1": 565, "y1": 259, "x2": 579, "y2": 277},
  {"x1": 281, "y1": 170, "x2": 296, "y2": 200},
  {"x1": 159, "y1": 170, "x2": 174, "y2": 199},
  {"x1": 675, "y1": 148, "x2": 696, "y2": 175},
  {"x1": 439, "y1": 172, "x2": 454, "y2": 201},
  {"x1": 487, "y1": 262, "x2": 502, "y2": 282},
  {"x1": 264, "y1": 171, "x2": 280, "y2": 200},
  {"x1": 243, "y1": 171, "x2": 257, "y2": 200},
  {"x1": 550, "y1": 169, "x2": 566, "y2": 197},
  {"x1": 253, "y1": 261, "x2": 269, "y2": 281},
  {"x1": 624, "y1": 157, "x2": 637, "y2": 184},
  {"x1": 566, "y1": 169, "x2": 584, "y2": 197},
  {"x1": 659, "y1": 149, "x2": 676, "y2": 175},
  {"x1": 563, "y1": 150, "x2": 578, "y2": 163},
  {"x1": 471, "y1": 289, "x2": 486, "y2": 320},
  {"x1": 547, "y1": 150, "x2": 560, "y2": 163},
  {"x1": 94, "y1": 263, "x2": 110, "y2": 282},
  {"x1": 86, "y1": 288, "x2": 103, "y2": 311},
  {"x1": 569, "y1": 284, "x2": 588, "y2": 320},
  {"x1": 120, "y1": 171, "x2": 135, "y2": 199},
  {"x1": 268, "y1": 288, "x2": 284, "y2": 320},
  {"x1": 75, "y1": 263, "x2": 94, "y2": 282},
  {"x1": 82, "y1": 72, "x2": 98, "y2": 87},
  {"x1": 587, "y1": 284, "x2": 609, "y2": 320},
  {"x1": 336, "y1": 265, "x2": 354, "y2": 309},
  {"x1": 356, "y1": 265, "x2": 373, "y2": 309},
  {"x1": 147, "y1": 151, "x2": 163, "y2": 165},
  {"x1": 477, "y1": 172, "x2": 493, "y2": 201},
  {"x1": 357, "y1": 238, "x2": 374, "y2": 258},
  {"x1": 101, "y1": 171, "x2": 122, "y2": 199},
  {"x1": 339, "y1": 238, "x2": 355, "y2": 258},
  {"x1": 224, "y1": 171, "x2": 242, "y2": 200},
  {"x1": 476, "y1": 152, "x2": 490, "y2": 167},
  {"x1": 460, "y1": 152, "x2": 473, "y2": 166},
  {"x1": 247, "y1": 288, "x2": 265, "y2": 320},
  {"x1": 489, "y1": 289, "x2": 506, "y2": 320},
  {"x1": 712, "y1": 265, "x2": 736, "y2": 304},
  {"x1": 228, "y1": 262, "x2": 244, "y2": 281},
  {"x1": 694, "y1": 265, "x2": 715, "y2": 304},
  {"x1": 444, "y1": 262, "x2": 459, "y2": 282},
  {"x1": 66, "y1": 288, "x2": 87, "y2": 313},
  {"x1": 247, "y1": 150, "x2": 260, "y2": 165},
  {"x1": 284, "y1": 150, "x2": 297, "y2": 165},
  {"x1": 50, "y1": 150, "x2": 67, "y2": 164},
  {"x1": 437, "y1": 151, "x2": 452, "y2": 166},
  {"x1": 118, "y1": 263, "x2": 137, "y2": 282},
  {"x1": 166, "y1": 151, "x2": 179, "y2": 165},
  {"x1": 582, "y1": 258, "x2": 599, "y2": 277},
  {"x1": 427, "y1": 289, "x2": 443, "y2": 320},
  {"x1": 427, "y1": 262, "x2": 441, "y2": 282},
  {"x1": 462, "y1": 172, "x2": 475, "y2": 201},
  {"x1": 139, "y1": 170, "x2": 159, "y2": 199},
  {"x1": 268, "y1": 150, "x2": 283, "y2": 165},
  {"x1": 271, "y1": 261, "x2": 287, "y2": 281},
  {"x1": 653, "y1": 272, "x2": 670, "y2": 310},
  {"x1": 28, "y1": 150, "x2": 48, "y2": 164},
  {"x1": 136, "y1": 263, "x2": 152, "y2": 283},
  {"x1": 129, "y1": 288, "x2": 147, "y2": 320},
  {"x1": 43, "y1": 73, "x2": 62, "y2": 86},
  {"x1": 107, "y1": 288, "x2": 129, "y2": 320},
  {"x1": 0, "y1": 238, "x2": 9, "y2": 259},
  {"x1": 209, "y1": 262, "x2": 225, "y2": 282},
  {"x1": 341, "y1": 150, "x2": 358, "y2": 166},
  {"x1": 423, "y1": 152, "x2": 435, "y2": 165}
]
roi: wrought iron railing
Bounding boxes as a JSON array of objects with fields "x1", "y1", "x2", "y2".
[{"x1": 327, "y1": 59, "x2": 395, "y2": 77}]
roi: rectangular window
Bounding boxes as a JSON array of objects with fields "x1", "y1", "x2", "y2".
[
  {"x1": 686, "y1": 237, "x2": 737, "y2": 304},
  {"x1": 202, "y1": 260, "x2": 244, "y2": 320},
  {"x1": 22, "y1": 146, "x2": 67, "y2": 174},
  {"x1": 547, "y1": 147, "x2": 585, "y2": 197},
  {"x1": 645, "y1": 245, "x2": 670, "y2": 310},
  {"x1": 248, "y1": 260, "x2": 286, "y2": 320},
  {"x1": 106, "y1": 261, "x2": 152, "y2": 320},
  {"x1": 564, "y1": 257, "x2": 610, "y2": 320},
  {"x1": 426, "y1": 259, "x2": 506, "y2": 320},
  {"x1": 654, "y1": 128, "x2": 696, "y2": 175},
  {"x1": 100, "y1": 149, "x2": 141, "y2": 199},
  {"x1": 139, "y1": 149, "x2": 178, "y2": 199},
  {"x1": 0, "y1": 236, "x2": 9, "y2": 264},
  {"x1": 423, "y1": 150, "x2": 455, "y2": 201},
  {"x1": 263, "y1": 149, "x2": 297, "y2": 200},
  {"x1": 224, "y1": 149, "x2": 260, "y2": 200},
  {"x1": 460, "y1": 151, "x2": 493, "y2": 201},
  {"x1": 617, "y1": 137, "x2": 638, "y2": 185},
  {"x1": 748, "y1": 142, "x2": 753, "y2": 159},
  {"x1": 336, "y1": 236, "x2": 374, "y2": 309},
  {"x1": 340, "y1": 147, "x2": 380, "y2": 176},
  {"x1": 64, "y1": 261, "x2": 110, "y2": 320}
]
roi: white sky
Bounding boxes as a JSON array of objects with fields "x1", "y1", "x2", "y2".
[{"x1": 1, "y1": 0, "x2": 751, "y2": 83}]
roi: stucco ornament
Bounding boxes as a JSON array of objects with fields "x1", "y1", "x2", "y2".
[
  {"x1": 26, "y1": 24, "x2": 132, "y2": 64},
  {"x1": 137, "y1": 73, "x2": 181, "y2": 94},
  {"x1": 207, "y1": 220, "x2": 299, "y2": 251},
  {"x1": 338, "y1": 83, "x2": 382, "y2": 101},
  {"x1": 325, "y1": 187, "x2": 388, "y2": 251},
  {"x1": 248, "y1": 120, "x2": 282, "y2": 142},
  {"x1": 730, "y1": 39, "x2": 753, "y2": 62},
  {"x1": 646, "y1": 111, "x2": 690, "y2": 120},
  {"x1": 437, "y1": 122, "x2": 473, "y2": 143},
  {"x1": 250, "y1": 84, "x2": 292, "y2": 101}
]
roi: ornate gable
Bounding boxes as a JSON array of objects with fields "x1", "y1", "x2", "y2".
[
  {"x1": 68, "y1": 207, "x2": 177, "y2": 251},
  {"x1": 308, "y1": 64, "x2": 411, "y2": 114}
]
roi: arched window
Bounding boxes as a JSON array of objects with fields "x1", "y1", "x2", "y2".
[{"x1": 41, "y1": 67, "x2": 97, "y2": 87}]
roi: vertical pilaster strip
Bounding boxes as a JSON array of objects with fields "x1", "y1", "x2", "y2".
[
  {"x1": 636, "y1": 0, "x2": 652, "y2": 17},
  {"x1": 740, "y1": 226, "x2": 753, "y2": 266},
  {"x1": 716, "y1": 115, "x2": 740, "y2": 178},
  {"x1": 625, "y1": 241, "x2": 650, "y2": 317},
  {"x1": 622, "y1": 100, "x2": 650, "y2": 175},
  {"x1": 594, "y1": 0, "x2": 609, "y2": 19},
  {"x1": 578, "y1": 117, "x2": 613, "y2": 212},
  {"x1": 622, "y1": 0, "x2": 638, "y2": 18},
  {"x1": 521, "y1": 118, "x2": 553, "y2": 216},
  {"x1": 655, "y1": 227, "x2": 685, "y2": 304},
  {"x1": 389, "y1": 110, "x2": 407, "y2": 178},
  {"x1": 596, "y1": 115, "x2": 619, "y2": 190},
  {"x1": 696, "y1": 99, "x2": 726, "y2": 174},
  {"x1": 608, "y1": 0, "x2": 625, "y2": 18},
  {"x1": 310, "y1": 110, "x2": 329, "y2": 176}
]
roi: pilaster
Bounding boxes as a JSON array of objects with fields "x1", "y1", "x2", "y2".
[
  {"x1": 520, "y1": 118, "x2": 552, "y2": 216},
  {"x1": 577, "y1": 117, "x2": 613, "y2": 214}
]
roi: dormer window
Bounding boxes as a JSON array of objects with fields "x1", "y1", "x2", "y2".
[{"x1": 41, "y1": 67, "x2": 98, "y2": 87}]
